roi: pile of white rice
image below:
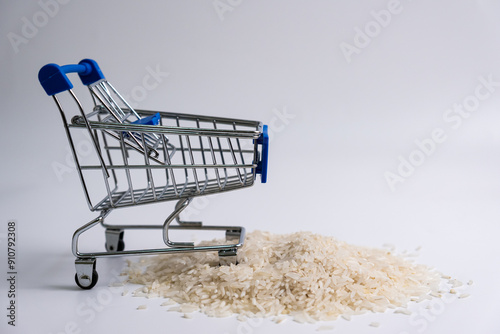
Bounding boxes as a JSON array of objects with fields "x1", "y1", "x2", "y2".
[{"x1": 124, "y1": 231, "x2": 454, "y2": 321}]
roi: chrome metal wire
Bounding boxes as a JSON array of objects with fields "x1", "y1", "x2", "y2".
[{"x1": 57, "y1": 85, "x2": 261, "y2": 212}]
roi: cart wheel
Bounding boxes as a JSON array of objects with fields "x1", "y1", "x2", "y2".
[
  {"x1": 105, "y1": 230, "x2": 125, "y2": 252},
  {"x1": 105, "y1": 239, "x2": 125, "y2": 252},
  {"x1": 218, "y1": 248, "x2": 238, "y2": 266},
  {"x1": 75, "y1": 270, "x2": 98, "y2": 290}
]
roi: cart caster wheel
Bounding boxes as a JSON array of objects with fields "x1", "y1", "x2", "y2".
[
  {"x1": 75, "y1": 258, "x2": 98, "y2": 289},
  {"x1": 218, "y1": 248, "x2": 238, "y2": 266},
  {"x1": 75, "y1": 270, "x2": 98, "y2": 290},
  {"x1": 105, "y1": 239, "x2": 125, "y2": 252},
  {"x1": 105, "y1": 229, "x2": 125, "y2": 252}
]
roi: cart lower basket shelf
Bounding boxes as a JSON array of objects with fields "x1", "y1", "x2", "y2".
[{"x1": 39, "y1": 59, "x2": 269, "y2": 289}]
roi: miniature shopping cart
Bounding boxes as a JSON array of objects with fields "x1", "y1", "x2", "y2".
[{"x1": 38, "y1": 59, "x2": 269, "y2": 289}]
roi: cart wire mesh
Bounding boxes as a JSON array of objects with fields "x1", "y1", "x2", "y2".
[{"x1": 41, "y1": 60, "x2": 268, "y2": 212}]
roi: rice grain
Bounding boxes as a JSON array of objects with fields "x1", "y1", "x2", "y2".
[{"x1": 124, "y1": 231, "x2": 449, "y2": 321}]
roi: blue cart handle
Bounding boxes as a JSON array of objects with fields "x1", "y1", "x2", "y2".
[
  {"x1": 38, "y1": 59, "x2": 105, "y2": 96},
  {"x1": 255, "y1": 125, "x2": 269, "y2": 183}
]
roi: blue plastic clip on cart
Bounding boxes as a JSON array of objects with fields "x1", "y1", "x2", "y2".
[{"x1": 39, "y1": 59, "x2": 269, "y2": 289}]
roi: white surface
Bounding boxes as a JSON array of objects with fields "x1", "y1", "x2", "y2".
[{"x1": 1, "y1": 0, "x2": 500, "y2": 333}]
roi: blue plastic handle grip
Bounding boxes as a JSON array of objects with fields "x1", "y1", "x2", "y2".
[
  {"x1": 38, "y1": 59, "x2": 105, "y2": 96},
  {"x1": 255, "y1": 124, "x2": 269, "y2": 183}
]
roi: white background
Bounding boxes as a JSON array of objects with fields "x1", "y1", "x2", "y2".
[{"x1": 1, "y1": 0, "x2": 500, "y2": 333}]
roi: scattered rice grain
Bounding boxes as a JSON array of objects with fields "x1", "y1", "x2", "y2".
[
  {"x1": 109, "y1": 281, "x2": 125, "y2": 287},
  {"x1": 161, "y1": 300, "x2": 176, "y2": 306},
  {"x1": 316, "y1": 325, "x2": 334, "y2": 331},
  {"x1": 394, "y1": 308, "x2": 412, "y2": 315},
  {"x1": 273, "y1": 316, "x2": 287, "y2": 324},
  {"x1": 168, "y1": 306, "x2": 182, "y2": 312}
]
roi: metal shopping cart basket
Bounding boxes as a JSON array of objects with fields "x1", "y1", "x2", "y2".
[{"x1": 38, "y1": 59, "x2": 269, "y2": 289}]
